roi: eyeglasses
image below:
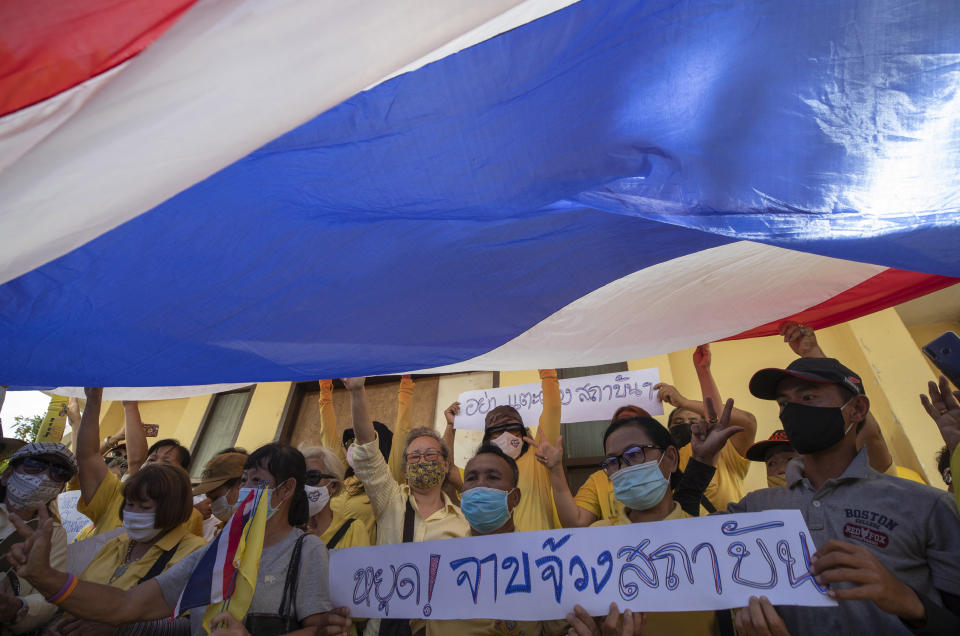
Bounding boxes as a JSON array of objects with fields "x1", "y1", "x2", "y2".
[
  {"x1": 20, "y1": 456, "x2": 74, "y2": 482},
  {"x1": 305, "y1": 470, "x2": 337, "y2": 486},
  {"x1": 600, "y1": 445, "x2": 660, "y2": 475},
  {"x1": 406, "y1": 450, "x2": 442, "y2": 463}
]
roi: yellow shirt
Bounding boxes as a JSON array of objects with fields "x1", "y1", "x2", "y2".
[
  {"x1": 573, "y1": 469, "x2": 621, "y2": 523},
  {"x1": 591, "y1": 503, "x2": 718, "y2": 636},
  {"x1": 80, "y1": 522, "x2": 206, "y2": 590},
  {"x1": 320, "y1": 513, "x2": 371, "y2": 550},
  {"x1": 678, "y1": 441, "x2": 749, "y2": 511},
  {"x1": 509, "y1": 370, "x2": 562, "y2": 533},
  {"x1": 76, "y1": 470, "x2": 205, "y2": 538},
  {"x1": 331, "y1": 477, "x2": 377, "y2": 545},
  {"x1": 884, "y1": 463, "x2": 927, "y2": 484}
]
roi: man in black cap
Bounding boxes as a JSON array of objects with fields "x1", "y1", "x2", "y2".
[{"x1": 725, "y1": 357, "x2": 960, "y2": 636}]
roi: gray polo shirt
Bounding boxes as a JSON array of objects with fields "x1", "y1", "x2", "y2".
[{"x1": 727, "y1": 448, "x2": 960, "y2": 634}]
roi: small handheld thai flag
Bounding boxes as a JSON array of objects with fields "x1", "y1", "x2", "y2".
[{"x1": 172, "y1": 487, "x2": 269, "y2": 630}]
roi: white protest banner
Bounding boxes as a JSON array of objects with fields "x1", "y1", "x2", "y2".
[
  {"x1": 57, "y1": 490, "x2": 92, "y2": 543},
  {"x1": 454, "y1": 368, "x2": 663, "y2": 430},
  {"x1": 330, "y1": 510, "x2": 834, "y2": 620}
]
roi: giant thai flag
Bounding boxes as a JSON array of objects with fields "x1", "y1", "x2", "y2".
[{"x1": 2, "y1": 0, "x2": 960, "y2": 390}]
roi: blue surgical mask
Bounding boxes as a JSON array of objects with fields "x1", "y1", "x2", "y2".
[
  {"x1": 237, "y1": 486, "x2": 281, "y2": 520},
  {"x1": 610, "y1": 456, "x2": 669, "y2": 511},
  {"x1": 460, "y1": 486, "x2": 514, "y2": 533}
]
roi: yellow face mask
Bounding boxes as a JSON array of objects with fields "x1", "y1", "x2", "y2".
[{"x1": 767, "y1": 473, "x2": 788, "y2": 489}]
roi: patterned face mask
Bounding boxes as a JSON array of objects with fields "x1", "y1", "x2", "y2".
[
  {"x1": 5, "y1": 471, "x2": 61, "y2": 512},
  {"x1": 405, "y1": 459, "x2": 446, "y2": 490}
]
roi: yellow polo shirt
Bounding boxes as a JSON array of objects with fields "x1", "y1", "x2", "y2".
[
  {"x1": 330, "y1": 478, "x2": 377, "y2": 545},
  {"x1": 573, "y1": 469, "x2": 621, "y2": 523},
  {"x1": 76, "y1": 470, "x2": 205, "y2": 539},
  {"x1": 592, "y1": 503, "x2": 718, "y2": 635},
  {"x1": 678, "y1": 441, "x2": 749, "y2": 511},
  {"x1": 320, "y1": 513, "x2": 371, "y2": 550},
  {"x1": 79, "y1": 522, "x2": 206, "y2": 590},
  {"x1": 411, "y1": 618, "x2": 553, "y2": 636}
]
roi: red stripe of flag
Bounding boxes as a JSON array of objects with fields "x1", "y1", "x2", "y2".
[
  {"x1": 726, "y1": 269, "x2": 958, "y2": 340},
  {"x1": 0, "y1": 0, "x2": 199, "y2": 117}
]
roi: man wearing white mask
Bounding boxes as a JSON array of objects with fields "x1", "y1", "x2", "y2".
[{"x1": 0, "y1": 441, "x2": 75, "y2": 634}]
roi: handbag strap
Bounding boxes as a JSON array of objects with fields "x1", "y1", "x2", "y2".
[
  {"x1": 138, "y1": 540, "x2": 182, "y2": 584},
  {"x1": 402, "y1": 498, "x2": 416, "y2": 543},
  {"x1": 326, "y1": 518, "x2": 356, "y2": 550},
  {"x1": 277, "y1": 533, "x2": 308, "y2": 620}
]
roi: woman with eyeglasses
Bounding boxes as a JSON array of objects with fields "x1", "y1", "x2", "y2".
[
  {"x1": 300, "y1": 446, "x2": 370, "y2": 550},
  {"x1": 563, "y1": 402, "x2": 741, "y2": 636},
  {"x1": 0, "y1": 441, "x2": 75, "y2": 635},
  {"x1": 343, "y1": 377, "x2": 468, "y2": 636}
]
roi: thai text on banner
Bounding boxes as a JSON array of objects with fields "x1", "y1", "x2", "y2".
[
  {"x1": 329, "y1": 510, "x2": 835, "y2": 620},
  {"x1": 454, "y1": 368, "x2": 663, "y2": 430}
]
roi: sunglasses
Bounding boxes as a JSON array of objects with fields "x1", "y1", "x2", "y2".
[
  {"x1": 305, "y1": 470, "x2": 337, "y2": 486},
  {"x1": 20, "y1": 456, "x2": 74, "y2": 482}
]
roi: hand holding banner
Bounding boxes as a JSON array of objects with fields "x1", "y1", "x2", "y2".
[
  {"x1": 329, "y1": 510, "x2": 834, "y2": 620},
  {"x1": 454, "y1": 369, "x2": 663, "y2": 430}
]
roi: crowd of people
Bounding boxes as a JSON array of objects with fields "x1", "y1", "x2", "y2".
[{"x1": 1, "y1": 323, "x2": 958, "y2": 635}]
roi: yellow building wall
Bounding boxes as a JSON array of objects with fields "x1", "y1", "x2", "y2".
[{"x1": 234, "y1": 382, "x2": 293, "y2": 451}]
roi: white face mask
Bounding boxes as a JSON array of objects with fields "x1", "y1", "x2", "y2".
[
  {"x1": 304, "y1": 484, "x2": 331, "y2": 517},
  {"x1": 491, "y1": 432, "x2": 523, "y2": 459},
  {"x1": 123, "y1": 510, "x2": 161, "y2": 542},
  {"x1": 4, "y1": 471, "x2": 61, "y2": 512},
  {"x1": 210, "y1": 494, "x2": 235, "y2": 522}
]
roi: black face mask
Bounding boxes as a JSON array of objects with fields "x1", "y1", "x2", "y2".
[
  {"x1": 779, "y1": 400, "x2": 855, "y2": 454},
  {"x1": 669, "y1": 423, "x2": 692, "y2": 449}
]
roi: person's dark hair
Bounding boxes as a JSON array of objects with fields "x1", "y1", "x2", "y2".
[
  {"x1": 147, "y1": 439, "x2": 191, "y2": 470},
  {"x1": 245, "y1": 443, "x2": 309, "y2": 526},
  {"x1": 342, "y1": 422, "x2": 393, "y2": 458},
  {"x1": 216, "y1": 447, "x2": 248, "y2": 456},
  {"x1": 471, "y1": 443, "x2": 520, "y2": 487},
  {"x1": 937, "y1": 445, "x2": 951, "y2": 478},
  {"x1": 120, "y1": 463, "x2": 193, "y2": 531},
  {"x1": 602, "y1": 416, "x2": 682, "y2": 489}
]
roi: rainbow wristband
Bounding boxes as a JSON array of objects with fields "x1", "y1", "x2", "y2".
[{"x1": 45, "y1": 573, "x2": 78, "y2": 605}]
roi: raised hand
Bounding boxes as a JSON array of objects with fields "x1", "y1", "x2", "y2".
[
  {"x1": 340, "y1": 377, "x2": 366, "y2": 392},
  {"x1": 7, "y1": 505, "x2": 54, "y2": 584},
  {"x1": 920, "y1": 375, "x2": 960, "y2": 453},
  {"x1": 653, "y1": 382, "x2": 687, "y2": 409},
  {"x1": 734, "y1": 596, "x2": 789, "y2": 636},
  {"x1": 693, "y1": 344, "x2": 712, "y2": 370},
  {"x1": 691, "y1": 397, "x2": 743, "y2": 466},
  {"x1": 532, "y1": 435, "x2": 564, "y2": 470},
  {"x1": 444, "y1": 402, "x2": 460, "y2": 426},
  {"x1": 779, "y1": 321, "x2": 825, "y2": 358}
]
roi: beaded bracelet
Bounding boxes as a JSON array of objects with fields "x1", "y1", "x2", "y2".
[{"x1": 45, "y1": 573, "x2": 78, "y2": 605}]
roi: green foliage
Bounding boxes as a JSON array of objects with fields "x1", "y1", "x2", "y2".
[{"x1": 12, "y1": 413, "x2": 43, "y2": 442}]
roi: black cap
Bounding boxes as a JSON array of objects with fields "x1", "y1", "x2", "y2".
[
  {"x1": 749, "y1": 358, "x2": 865, "y2": 400},
  {"x1": 745, "y1": 429, "x2": 794, "y2": 462}
]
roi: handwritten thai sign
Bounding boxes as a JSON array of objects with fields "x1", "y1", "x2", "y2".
[
  {"x1": 454, "y1": 369, "x2": 663, "y2": 430},
  {"x1": 329, "y1": 510, "x2": 834, "y2": 620},
  {"x1": 57, "y1": 490, "x2": 92, "y2": 543}
]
